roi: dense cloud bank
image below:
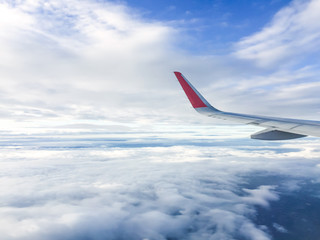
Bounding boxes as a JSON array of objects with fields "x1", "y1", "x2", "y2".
[{"x1": 0, "y1": 131, "x2": 319, "y2": 240}]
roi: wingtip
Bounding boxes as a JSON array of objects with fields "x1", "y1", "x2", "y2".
[{"x1": 174, "y1": 71, "x2": 209, "y2": 108}]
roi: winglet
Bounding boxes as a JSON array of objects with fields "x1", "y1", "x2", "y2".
[{"x1": 174, "y1": 71, "x2": 211, "y2": 108}]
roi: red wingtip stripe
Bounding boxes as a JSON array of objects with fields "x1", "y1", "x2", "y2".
[{"x1": 174, "y1": 72, "x2": 207, "y2": 108}]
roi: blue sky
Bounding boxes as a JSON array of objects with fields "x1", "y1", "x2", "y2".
[
  {"x1": 120, "y1": 0, "x2": 292, "y2": 54},
  {"x1": 1, "y1": 0, "x2": 320, "y2": 239},
  {"x1": 1, "y1": 0, "x2": 320, "y2": 134}
]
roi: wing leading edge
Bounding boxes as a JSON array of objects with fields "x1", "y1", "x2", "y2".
[{"x1": 174, "y1": 71, "x2": 320, "y2": 140}]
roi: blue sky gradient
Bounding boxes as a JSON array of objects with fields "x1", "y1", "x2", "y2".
[
  {"x1": 1, "y1": 0, "x2": 320, "y2": 130},
  {"x1": 120, "y1": 0, "x2": 292, "y2": 54}
]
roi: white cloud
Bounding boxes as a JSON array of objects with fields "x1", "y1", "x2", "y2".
[
  {"x1": 0, "y1": 0, "x2": 256, "y2": 134},
  {"x1": 235, "y1": 0, "x2": 320, "y2": 68},
  {"x1": 242, "y1": 186, "x2": 279, "y2": 207},
  {"x1": 0, "y1": 131, "x2": 320, "y2": 239},
  {"x1": 1, "y1": 0, "x2": 320, "y2": 134},
  {"x1": 273, "y1": 223, "x2": 289, "y2": 233},
  {"x1": 0, "y1": 0, "x2": 185, "y2": 128}
]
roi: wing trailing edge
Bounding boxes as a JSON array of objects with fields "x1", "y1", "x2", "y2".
[{"x1": 174, "y1": 71, "x2": 320, "y2": 140}]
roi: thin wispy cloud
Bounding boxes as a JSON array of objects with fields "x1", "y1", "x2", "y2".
[
  {"x1": 0, "y1": 0, "x2": 180, "y2": 129},
  {"x1": 1, "y1": 0, "x2": 320, "y2": 133},
  {"x1": 235, "y1": 0, "x2": 320, "y2": 68}
]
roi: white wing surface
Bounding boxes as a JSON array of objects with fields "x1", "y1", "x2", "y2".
[{"x1": 174, "y1": 71, "x2": 320, "y2": 140}]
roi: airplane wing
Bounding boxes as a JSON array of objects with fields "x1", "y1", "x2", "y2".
[{"x1": 174, "y1": 71, "x2": 320, "y2": 140}]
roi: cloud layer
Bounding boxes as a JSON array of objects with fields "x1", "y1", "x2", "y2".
[{"x1": 0, "y1": 130, "x2": 320, "y2": 240}]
